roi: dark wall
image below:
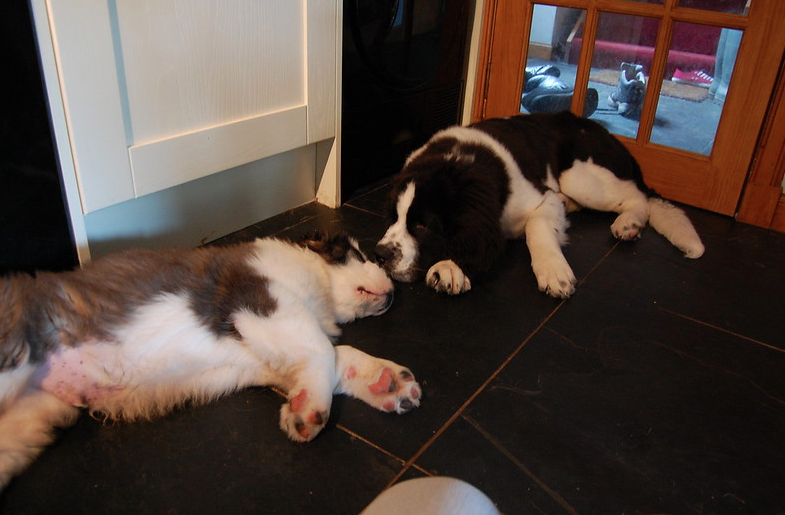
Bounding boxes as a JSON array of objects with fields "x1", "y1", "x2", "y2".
[
  {"x1": 341, "y1": 0, "x2": 473, "y2": 199},
  {"x1": 0, "y1": 0, "x2": 77, "y2": 274}
]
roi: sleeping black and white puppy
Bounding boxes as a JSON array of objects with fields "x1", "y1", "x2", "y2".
[
  {"x1": 375, "y1": 112, "x2": 704, "y2": 297},
  {"x1": 0, "y1": 232, "x2": 421, "y2": 490}
]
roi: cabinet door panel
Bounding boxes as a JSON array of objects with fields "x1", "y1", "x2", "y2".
[
  {"x1": 129, "y1": 106, "x2": 307, "y2": 197},
  {"x1": 46, "y1": 0, "x2": 333, "y2": 213},
  {"x1": 48, "y1": 0, "x2": 133, "y2": 212}
]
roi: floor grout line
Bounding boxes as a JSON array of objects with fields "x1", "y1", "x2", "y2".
[
  {"x1": 656, "y1": 307, "x2": 785, "y2": 354},
  {"x1": 341, "y1": 202, "x2": 384, "y2": 219},
  {"x1": 336, "y1": 423, "x2": 448, "y2": 476},
  {"x1": 334, "y1": 424, "x2": 408, "y2": 462},
  {"x1": 384, "y1": 299, "x2": 569, "y2": 490},
  {"x1": 462, "y1": 415, "x2": 580, "y2": 515}
]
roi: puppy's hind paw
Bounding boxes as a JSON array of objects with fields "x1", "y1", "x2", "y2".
[
  {"x1": 279, "y1": 389, "x2": 329, "y2": 442},
  {"x1": 611, "y1": 212, "x2": 646, "y2": 241}
]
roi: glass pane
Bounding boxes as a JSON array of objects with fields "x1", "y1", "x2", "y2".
[
  {"x1": 586, "y1": 12, "x2": 660, "y2": 139},
  {"x1": 679, "y1": 0, "x2": 750, "y2": 15},
  {"x1": 520, "y1": 6, "x2": 591, "y2": 116},
  {"x1": 650, "y1": 25, "x2": 742, "y2": 155}
]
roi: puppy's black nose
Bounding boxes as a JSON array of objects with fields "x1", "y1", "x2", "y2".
[{"x1": 374, "y1": 244, "x2": 393, "y2": 265}]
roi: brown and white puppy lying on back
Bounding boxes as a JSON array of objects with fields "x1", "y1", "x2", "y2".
[{"x1": 0, "y1": 232, "x2": 421, "y2": 490}]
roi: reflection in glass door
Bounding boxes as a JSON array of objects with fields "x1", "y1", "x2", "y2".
[
  {"x1": 520, "y1": 6, "x2": 588, "y2": 116},
  {"x1": 650, "y1": 24, "x2": 742, "y2": 154},
  {"x1": 520, "y1": 3, "x2": 743, "y2": 156}
]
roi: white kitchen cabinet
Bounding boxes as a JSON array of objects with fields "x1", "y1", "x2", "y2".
[{"x1": 30, "y1": 0, "x2": 338, "y2": 261}]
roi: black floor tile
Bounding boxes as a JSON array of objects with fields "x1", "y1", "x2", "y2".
[
  {"x1": 3, "y1": 182, "x2": 785, "y2": 515},
  {"x1": 342, "y1": 180, "x2": 393, "y2": 216},
  {"x1": 0, "y1": 388, "x2": 406, "y2": 515},
  {"x1": 436, "y1": 287, "x2": 785, "y2": 514},
  {"x1": 335, "y1": 209, "x2": 622, "y2": 461},
  {"x1": 209, "y1": 201, "x2": 337, "y2": 246},
  {"x1": 586, "y1": 205, "x2": 785, "y2": 348},
  {"x1": 415, "y1": 416, "x2": 576, "y2": 515}
]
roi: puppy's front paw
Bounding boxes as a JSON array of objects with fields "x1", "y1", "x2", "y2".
[
  {"x1": 532, "y1": 255, "x2": 576, "y2": 298},
  {"x1": 426, "y1": 260, "x2": 471, "y2": 295},
  {"x1": 279, "y1": 389, "x2": 330, "y2": 442}
]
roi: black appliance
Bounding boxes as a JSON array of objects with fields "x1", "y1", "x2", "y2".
[
  {"x1": 1, "y1": 0, "x2": 77, "y2": 274},
  {"x1": 341, "y1": 0, "x2": 473, "y2": 199}
]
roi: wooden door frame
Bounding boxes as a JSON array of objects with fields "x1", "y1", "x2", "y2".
[
  {"x1": 472, "y1": 0, "x2": 785, "y2": 224},
  {"x1": 737, "y1": 51, "x2": 785, "y2": 232}
]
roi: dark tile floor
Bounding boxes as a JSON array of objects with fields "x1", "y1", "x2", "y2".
[{"x1": 2, "y1": 181, "x2": 785, "y2": 515}]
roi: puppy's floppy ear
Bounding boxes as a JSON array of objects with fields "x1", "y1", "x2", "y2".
[
  {"x1": 299, "y1": 230, "x2": 330, "y2": 253},
  {"x1": 300, "y1": 231, "x2": 351, "y2": 264}
]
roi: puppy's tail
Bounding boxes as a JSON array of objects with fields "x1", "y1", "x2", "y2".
[
  {"x1": 647, "y1": 197, "x2": 705, "y2": 258},
  {"x1": 0, "y1": 385, "x2": 79, "y2": 491}
]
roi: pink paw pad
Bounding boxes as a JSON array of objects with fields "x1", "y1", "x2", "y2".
[
  {"x1": 306, "y1": 410, "x2": 324, "y2": 425},
  {"x1": 368, "y1": 368, "x2": 396, "y2": 395},
  {"x1": 295, "y1": 422, "x2": 310, "y2": 440},
  {"x1": 290, "y1": 389, "x2": 308, "y2": 413}
]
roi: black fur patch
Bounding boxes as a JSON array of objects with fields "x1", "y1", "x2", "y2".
[
  {"x1": 389, "y1": 136, "x2": 512, "y2": 281},
  {"x1": 188, "y1": 249, "x2": 277, "y2": 338},
  {"x1": 300, "y1": 232, "x2": 365, "y2": 265}
]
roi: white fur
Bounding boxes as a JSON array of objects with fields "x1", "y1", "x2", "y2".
[
  {"x1": 377, "y1": 182, "x2": 419, "y2": 281},
  {"x1": 524, "y1": 191, "x2": 576, "y2": 298},
  {"x1": 560, "y1": 160, "x2": 705, "y2": 257},
  {"x1": 0, "y1": 237, "x2": 421, "y2": 491},
  {"x1": 333, "y1": 345, "x2": 421, "y2": 414},
  {"x1": 648, "y1": 198, "x2": 705, "y2": 258},
  {"x1": 0, "y1": 360, "x2": 35, "y2": 409},
  {"x1": 36, "y1": 294, "x2": 264, "y2": 420},
  {"x1": 559, "y1": 159, "x2": 649, "y2": 240}
]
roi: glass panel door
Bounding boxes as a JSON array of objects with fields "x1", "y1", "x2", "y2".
[
  {"x1": 586, "y1": 12, "x2": 660, "y2": 138},
  {"x1": 520, "y1": 6, "x2": 588, "y2": 116},
  {"x1": 521, "y1": 4, "x2": 741, "y2": 155},
  {"x1": 650, "y1": 24, "x2": 742, "y2": 154},
  {"x1": 476, "y1": 0, "x2": 785, "y2": 215}
]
